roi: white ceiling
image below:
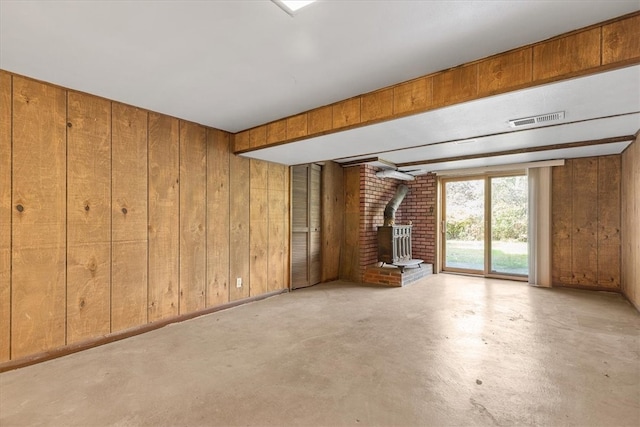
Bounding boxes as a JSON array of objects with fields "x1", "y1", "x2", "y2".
[{"x1": 1, "y1": 1, "x2": 639, "y2": 171}]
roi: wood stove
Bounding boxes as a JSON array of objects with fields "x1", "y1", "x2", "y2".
[{"x1": 377, "y1": 225, "x2": 412, "y2": 264}]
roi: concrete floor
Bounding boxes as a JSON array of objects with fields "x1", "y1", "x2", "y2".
[{"x1": 1, "y1": 274, "x2": 639, "y2": 426}]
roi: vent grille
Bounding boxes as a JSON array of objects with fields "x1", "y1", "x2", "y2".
[{"x1": 509, "y1": 111, "x2": 565, "y2": 128}]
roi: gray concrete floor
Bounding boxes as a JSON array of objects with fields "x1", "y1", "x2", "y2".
[{"x1": 1, "y1": 274, "x2": 639, "y2": 426}]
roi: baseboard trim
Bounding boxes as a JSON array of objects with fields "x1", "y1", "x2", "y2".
[{"x1": 0, "y1": 289, "x2": 288, "y2": 373}]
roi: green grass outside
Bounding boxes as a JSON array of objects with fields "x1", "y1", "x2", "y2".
[{"x1": 445, "y1": 240, "x2": 528, "y2": 275}]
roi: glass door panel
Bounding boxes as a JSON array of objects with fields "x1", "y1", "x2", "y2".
[{"x1": 443, "y1": 179, "x2": 485, "y2": 272}]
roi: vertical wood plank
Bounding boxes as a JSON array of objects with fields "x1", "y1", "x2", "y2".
[
  {"x1": 552, "y1": 162, "x2": 573, "y2": 285},
  {"x1": 340, "y1": 166, "x2": 361, "y2": 282},
  {"x1": 621, "y1": 139, "x2": 639, "y2": 306},
  {"x1": 433, "y1": 63, "x2": 478, "y2": 107},
  {"x1": 571, "y1": 158, "x2": 598, "y2": 286},
  {"x1": 268, "y1": 163, "x2": 286, "y2": 292},
  {"x1": 602, "y1": 14, "x2": 640, "y2": 65},
  {"x1": 597, "y1": 155, "x2": 621, "y2": 289},
  {"x1": 249, "y1": 125, "x2": 267, "y2": 149},
  {"x1": 478, "y1": 48, "x2": 532, "y2": 95},
  {"x1": 308, "y1": 106, "x2": 333, "y2": 135},
  {"x1": 66, "y1": 91, "x2": 111, "y2": 343},
  {"x1": 179, "y1": 121, "x2": 207, "y2": 313},
  {"x1": 11, "y1": 76, "x2": 66, "y2": 358},
  {"x1": 233, "y1": 130, "x2": 250, "y2": 152},
  {"x1": 111, "y1": 102, "x2": 148, "y2": 332},
  {"x1": 361, "y1": 88, "x2": 393, "y2": 123},
  {"x1": 332, "y1": 98, "x2": 361, "y2": 129},
  {"x1": 148, "y1": 112, "x2": 179, "y2": 322},
  {"x1": 393, "y1": 77, "x2": 432, "y2": 116},
  {"x1": 266, "y1": 120, "x2": 287, "y2": 144},
  {"x1": 229, "y1": 154, "x2": 250, "y2": 301},
  {"x1": 321, "y1": 161, "x2": 344, "y2": 282},
  {"x1": 286, "y1": 113, "x2": 308, "y2": 139},
  {"x1": 283, "y1": 166, "x2": 291, "y2": 290},
  {"x1": 207, "y1": 129, "x2": 230, "y2": 306},
  {"x1": 533, "y1": 28, "x2": 601, "y2": 80},
  {"x1": 250, "y1": 159, "x2": 269, "y2": 296},
  {"x1": 0, "y1": 71, "x2": 12, "y2": 361}
]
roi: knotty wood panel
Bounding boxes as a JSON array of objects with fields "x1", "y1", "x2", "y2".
[
  {"x1": 478, "y1": 48, "x2": 532, "y2": 95},
  {"x1": 111, "y1": 102, "x2": 148, "y2": 332},
  {"x1": 66, "y1": 92, "x2": 111, "y2": 343},
  {"x1": 308, "y1": 105, "x2": 332, "y2": 134},
  {"x1": 552, "y1": 163, "x2": 574, "y2": 286},
  {"x1": 266, "y1": 120, "x2": 287, "y2": 144},
  {"x1": 597, "y1": 156, "x2": 621, "y2": 289},
  {"x1": 250, "y1": 125, "x2": 266, "y2": 148},
  {"x1": 621, "y1": 139, "x2": 639, "y2": 308},
  {"x1": 361, "y1": 88, "x2": 393, "y2": 123},
  {"x1": 234, "y1": 130, "x2": 250, "y2": 152},
  {"x1": 533, "y1": 28, "x2": 601, "y2": 81},
  {"x1": 393, "y1": 77, "x2": 432, "y2": 116},
  {"x1": 11, "y1": 76, "x2": 66, "y2": 358},
  {"x1": 148, "y1": 112, "x2": 179, "y2": 322},
  {"x1": 206, "y1": 128, "x2": 230, "y2": 306},
  {"x1": 287, "y1": 113, "x2": 308, "y2": 139},
  {"x1": 250, "y1": 160, "x2": 269, "y2": 296},
  {"x1": 603, "y1": 14, "x2": 640, "y2": 64},
  {"x1": 332, "y1": 98, "x2": 361, "y2": 129},
  {"x1": 571, "y1": 158, "x2": 598, "y2": 286},
  {"x1": 0, "y1": 71, "x2": 11, "y2": 361},
  {"x1": 433, "y1": 64, "x2": 478, "y2": 107},
  {"x1": 339, "y1": 166, "x2": 361, "y2": 282},
  {"x1": 229, "y1": 155, "x2": 250, "y2": 301},
  {"x1": 321, "y1": 161, "x2": 344, "y2": 282},
  {"x1": 268, "y1": 163, "x2": 286, "y2": 291},
  {"x1": 179, "y1": 121, "x2": 207, "y2": 313}
]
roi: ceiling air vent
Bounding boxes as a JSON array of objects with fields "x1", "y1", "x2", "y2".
[{"x1": 509, "y1": 111, "x2": 565, "y2": 128}]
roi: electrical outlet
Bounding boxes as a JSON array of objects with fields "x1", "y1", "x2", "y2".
[{"x1": 236, "y1": 277, "x2": 242, "y2": 288}]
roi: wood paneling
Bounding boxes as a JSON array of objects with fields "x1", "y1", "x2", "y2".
[
  {"x1": 552, "y1": 162, "x2": 573, "y2": 285},
  {"x1": 250, "y1": 125, "x2": 267, "y2": 149},
  {"x1": 111, "y1": 102, "x2": 148, "y2": 332},
  {"x1": 332, "y1": 98, "x2": 361, "y2": 129},
  {"x1": 206, "y1": 129, "x2": 230, "y2": 306},
  {"x1": 602, "y1": 14, "x2": 640, "y2": 65},
  {"x1": 340, "y1": 166, "x2": 361, "y2": 282},
  {"x1": 148, "y1": 112, "x2": 179, "y2": 322},
  {"x1": 234, "y1": 130, "x2": 250, "y2": 152},
  {"x1": 66, "y1": 92, "x2": 111, "y2": 343},
  {"x1": 571, "y1": 158, "x2": 598, "y2": 286},
  {"x1": 11, "y1": 76, "x2": 66, "y2": 358},
  {"x1": 393, "y1": 77, "x2": 432, "y2": 116},
  {"x1": 533, "y1": 28, "x2": 601, "y2": 80},
  {"x1": 250, "y1": 160, "x2": 269, "y2": 296},
  {"x1": 179, "y1": 121, "x2": 207, "y2": 313},
  {"x1": 433, "y1": 64, "x2": 478, "y2": 107},
  {"x1": 597, "y1": 156, "x2": 620, "y2": 288},
  {"x1": 268, "y1": 163, "x2": 286, "y2": 292},
  {"x1": 621, "y1": 138, "x2": 640, "y2": 308},
  {"x1": 266, "y1": 120, "x2": 287, "y2": 144},
  {"x1": 308, "y1": 105, "x2": 333, "y2": 135},
  {"x1": 478, "y1": 48, "x2": 532, "y2": 94},
  {"x1": 321, "y1": 161, "x2": 344, "y2": 282},
  {"x1": 361, "y1": 88, "x2": 393, "y2": 123},
  {"x1": 286, "y1": 113, "x2": 308, "y2": 139},
  {"x1": 229, "y1": 155, "x2": 250, "y2": 301},
  {"x1": 0, "y1": 71, "x2": 12, "y2": 362}
]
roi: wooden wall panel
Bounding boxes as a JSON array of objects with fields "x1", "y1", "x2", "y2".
[
  {"x1": 393, "y1": 77, "x2": 432, "y2": 116},
  {"x1": 11, "y1": 76, "x2": 66, "y2": 358},
  {"x1": 283, "y1": 167, "x2": 291, "y2": 290},
  {"x1": 339, "y1": 166, "x2": 361, "y2": 282},
  {"x1": 66, "y1": 92, "x2": 111, "y2": 343},
  {"x1": 0, "y1": 71, "x2": 12, "y2": 361},
  {"x1": 179, "y1": 121, "x2": 207, "y2": 313},
  {"x1": 229, "y1": 155, "x2": 250, "y2": 301},
  {"x1": 552, "y1": 161, "x2": 573, "y2": 285},
  {"x1": 597, "y1": 156, "x2": 621, "y2": 288},
  {"x1": 148, "y1": 112, "x2": 179, "y2": 322},
  {"x1": 286, "y1": 113, "x2": 308, "y2": 139},
  {"x1": 250, "y1": 160, "x2": 269, "y2": 296},
  {"x1": 332, "y1": 98, "x2": 361, "y2": 129},
  {"x1": 250, "y1": 125, "x2": 266, "y2": 149},
  {"x1": 234, "y1": 130, "x2": 250, "y2": 152},
  {"x1": 206, "y1": 129, "x2": 230, "y2": 306},
  {"x1": 268, "y1": 163, "x2": 286, "y2": 292},
  {"x1": 533, "y1": 28, "x2": 601, "y2": 80},
  {"x1": 266, "y1": 120, "x2": 287, "y2": 144},
  {"x1": 433, "y1": 64, "x2": 478, "y2": 107},
  {"x1": 571, "y1": 158, "x2": 598, "y2": 286},
  {"x1": 602, "y1": 14, "x2": 640, "y2": 65},
  {"x1": 308, "y1": 106, "x2": 332, "y2": 135},
  {"x1": 621, "y1": 138, "x2": 639, "y2": 308},
  {"x1": 478, "y1": 48, "x2": 532, "y2": 94},
  {"x1": 111, "y1": 102, "x2": 148, "y2": 332},
  {"x1": 361, "y1": 88, "x2": 393, "y2": 123},
  {"x1": 321, "y1": 161, "x2": 344, "y2": 282}
]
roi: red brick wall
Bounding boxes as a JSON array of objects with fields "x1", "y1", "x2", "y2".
[{"x1": 356, "y1": 166, "x2": 437, "y2": 274}]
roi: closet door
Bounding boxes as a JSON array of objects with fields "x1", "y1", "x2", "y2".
[{"x1": 291, "y1": 164, "x2": 321, "y2": 289}]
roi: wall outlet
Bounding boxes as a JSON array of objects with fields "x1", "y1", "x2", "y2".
[{"x1": 236, "y1": 277, "x2": 242, "y2": 288}]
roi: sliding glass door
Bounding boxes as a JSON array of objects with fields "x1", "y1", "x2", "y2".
[{"x1": 442, "y1": 174, "x2": 528, "y2": 278}]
